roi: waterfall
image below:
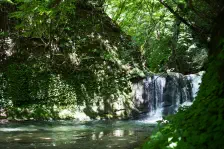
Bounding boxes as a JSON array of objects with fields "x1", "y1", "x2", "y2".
[
  {"x1": 133, "y1": 71, "x2": 204, "y2": 123},
  {"x1": 186, "y1": 71, "x2": 205, "y2": 98}
]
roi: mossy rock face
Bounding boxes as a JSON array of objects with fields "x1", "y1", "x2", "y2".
[
  {"x1": 0, "y1": 2, "x2": 143, "y2": 120},
  {"x1": 83, "y1": 107, "x2": 98, "y2": 119}
]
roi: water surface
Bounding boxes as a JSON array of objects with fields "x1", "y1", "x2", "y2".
[{"x1": 0, "y1": 120, "x2": 155, "y2": 149}]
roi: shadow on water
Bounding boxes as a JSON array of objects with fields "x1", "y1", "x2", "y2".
[{"x1": 0, "y1": 120, "x2": 155, "y2": 149}]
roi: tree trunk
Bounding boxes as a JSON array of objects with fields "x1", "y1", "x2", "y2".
[{"x1": 171, "y1": 18, "x2": 181, "y2": 72}]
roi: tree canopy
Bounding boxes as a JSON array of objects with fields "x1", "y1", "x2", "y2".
[{"x1": 1, "y1": 0, "x2": 224, "y2": 148}]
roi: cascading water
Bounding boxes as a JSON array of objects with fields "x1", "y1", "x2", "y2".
[
  {"x1": 144, "y1": 76, "x2": 166, "y2": 123},
  {"x1": 133, "y1": 71, "x2": 204, "y2": 123},
  {"x1": 186, "y1": 71, "x2": 205, "y2": 98}
]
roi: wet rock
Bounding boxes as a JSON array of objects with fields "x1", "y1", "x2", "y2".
[{"x1": 132, "y1": 72, "x2": 204, "y2": 118}]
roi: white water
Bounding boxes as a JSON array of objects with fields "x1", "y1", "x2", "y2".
[
  {"x1": 143, "y1": 76, "x2": 165, "y2": 123},
  {"x1": 137, "y1": 71, "x2": 204, "y2": 124},
  {"x1": 186, "y1": 71, "x2": 205, "y2": 98}
]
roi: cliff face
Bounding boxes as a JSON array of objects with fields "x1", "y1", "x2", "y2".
[{"x1": 0, "y1": 1, "x2": 143, "y2": 120}]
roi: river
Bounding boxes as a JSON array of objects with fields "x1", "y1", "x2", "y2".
[{"x1": 0, "y1": 120, "x2": 155, "y2": 149}]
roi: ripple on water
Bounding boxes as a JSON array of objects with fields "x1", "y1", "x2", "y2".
[{"x1": 0, "y1": 120, "x2": 155, "y2": 149}]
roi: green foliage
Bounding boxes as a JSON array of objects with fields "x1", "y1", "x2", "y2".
[
  {"x1": 10, "y1": 0, "x2": 76, "y2": 38},
  {"x1": 0, "y1": 0, "x2": 143, "y2": 120},
  {"x1": 146, "y1": 37, "x2": 171, "y2": 72},
  {"x1": 0, "y1": 0, "x2": 13, "y2": 4},
  {"x1": 5, "y1": 62, "x2": 76, "y2": 106},
  {"x1": 142, "y1": 42, "x2": 224, "y2": 149},
  {"x1": 105, "y1": 0, "x2": 208, "y2": 73},
  {"x1": 105, "y1": 0, "x2": 173, "y2": 72}
]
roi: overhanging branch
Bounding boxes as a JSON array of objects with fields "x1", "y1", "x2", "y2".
[
  {"x1": 158, "y1": 0, "x2": 209, "y2": 41},
  {"x1": 158, "y1": 0, "x2": 196, "y2": 31}
]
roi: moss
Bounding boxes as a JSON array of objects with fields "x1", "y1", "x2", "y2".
[
  {"x1": 0, "y1": 2, "x2": 144, "y2": 120},
  {"x1": 142, "y1": 36, "x2": 224, "y2": 149}
]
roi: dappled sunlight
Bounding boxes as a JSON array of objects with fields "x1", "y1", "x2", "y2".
[
  {"x1": 0, "y1": 0, "x2": 222, "y2": 149},
  {"x1": 68, "y1": 52, "x2": 81, "y2": 66},
  {"x1": 113, "y1": 129, "x2": 124, "y2": 137},
  {"x1": 0, "y1": 128, "x2": 38, "y2": 132},
  {"x1": 39, "y1": 137, "x2": 52, "y2": 140}
]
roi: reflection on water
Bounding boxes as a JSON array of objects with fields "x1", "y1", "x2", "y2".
[
  {"x1": 113, "y1": 129, "x2": 124, "y2": 137},
  {"x1": 0, "y1": 120, "x2": 154, "y2": 149}
]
